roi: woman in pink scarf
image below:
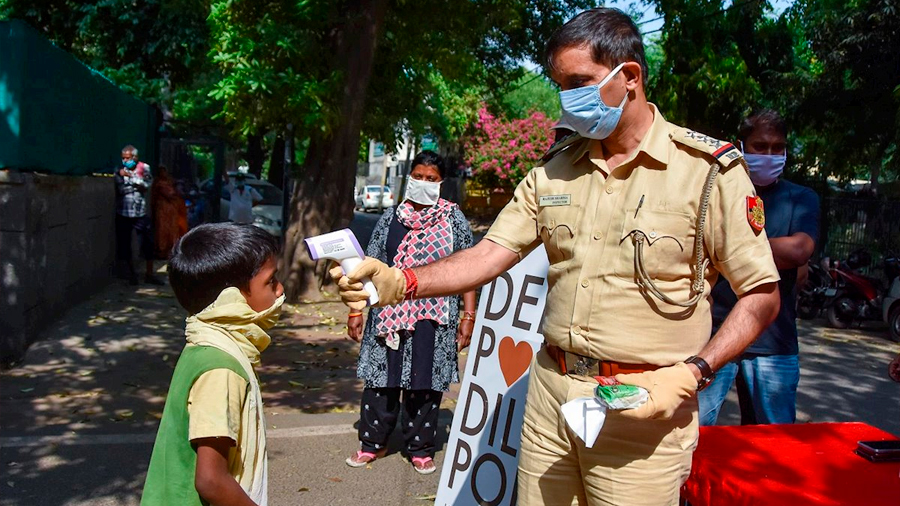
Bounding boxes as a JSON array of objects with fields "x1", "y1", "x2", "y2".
[{"x1": 345, "y1": 151, "x2": 476, "y2": 475}]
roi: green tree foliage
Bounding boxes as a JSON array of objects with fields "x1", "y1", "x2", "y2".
[
  {"x1": 786, "y1": 0, "x2": 900, "y2": 184},
  {"x1": 496, "y1": 70, "x2": 561, "y2": 121},
  {"x1": 646, "y1": 0, "x2": 899, "y2": 184},
  {"x1": 2, "y1": 0, "x2": 223, "y2": 132},
  {"x1": 207, "y1": 1, "x2": 339, "y2": 138},
  {"x1": 645, "y1": 0, "x2": 773, "y2": 139}
]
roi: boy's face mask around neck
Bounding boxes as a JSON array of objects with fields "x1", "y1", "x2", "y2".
[
  {"x1": 188, "y1": 288, "x2": 286, "y2": 356},
  {"x1": 250, "y1": 294, "x2": 286, "y2": 332}
]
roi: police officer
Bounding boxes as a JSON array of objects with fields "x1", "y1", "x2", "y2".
[{"x1": 332, "y1": 8, "x2": 781, "y2": 506}]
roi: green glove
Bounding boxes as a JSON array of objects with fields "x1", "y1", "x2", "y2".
[{"x1": 614, "y1": 362, "x2": 697, "y2": 420}]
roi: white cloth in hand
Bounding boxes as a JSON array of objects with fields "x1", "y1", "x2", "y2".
[{"x1": 561, "y1": 386, "x2": 649, "y2": 447}]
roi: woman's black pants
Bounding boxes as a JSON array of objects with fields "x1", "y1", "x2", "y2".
[{"x1": 358, "y1": 387, "x2": 442, "y2": 458}]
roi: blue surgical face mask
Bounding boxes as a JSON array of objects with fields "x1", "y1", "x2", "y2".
[
  {"x1": 558, "y1": 63, "x2": 628, "y2": 140},
  {"x1": 123, "y1": 159, "x2": 137, "y2": 169},
  {"x1": 743, "y1": 150, "x2": 786, "y2": 187}
]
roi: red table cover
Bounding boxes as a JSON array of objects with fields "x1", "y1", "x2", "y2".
[{"x1": 681, "y1": 422, "x2": 900, "y2": 506}]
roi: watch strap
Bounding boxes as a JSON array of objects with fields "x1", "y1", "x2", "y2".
[
  {"x1": 685, "y1": 355, "x2": 715, "y2": 391},
  {"x1": 685, "y1": 355, "x2": 713, "y2": 378}
]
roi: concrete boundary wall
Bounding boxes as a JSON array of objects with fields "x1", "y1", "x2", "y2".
[{"x1": 0, "y1": 171, "x2": 115, "y2": 365}]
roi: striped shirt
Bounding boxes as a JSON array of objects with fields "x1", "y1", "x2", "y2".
[{"x1": 115, "y1": 163, "x2": 152, "y2": 217}]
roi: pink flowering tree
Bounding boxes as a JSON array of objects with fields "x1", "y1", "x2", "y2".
[{"x1": 462, "y1": 105, "x2": 556, "y2": 191}]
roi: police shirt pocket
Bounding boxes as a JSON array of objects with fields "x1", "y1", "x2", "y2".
[
  {"x1": 538, "y1": 212, "x2": 576, "y2": 267},
  {"x1": 614, "y1": 210, "x2": 693, "y2": 281}
]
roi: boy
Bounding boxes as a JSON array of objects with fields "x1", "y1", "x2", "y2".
[{"x1": 141, "y1": 223, "x2": 283, "y2": 506}]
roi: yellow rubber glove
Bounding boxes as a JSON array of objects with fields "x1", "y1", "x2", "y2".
[
  {"x1": 614, "y1": 362, "x2": 697, "y2": 420},
  {"x1": 328, "y1": 257, "x2": 407, "y2": 310}
]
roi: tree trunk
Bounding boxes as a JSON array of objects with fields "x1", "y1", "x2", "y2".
[
  {"x1": 268, "y1": 135, "x2": 286, "y2": 189},
  {"x1": 280, "y1": 0, "x2": 389, "y2": 302},
  {"x1": 247, "y1": 134, "x2": 264, "y2": 178}
]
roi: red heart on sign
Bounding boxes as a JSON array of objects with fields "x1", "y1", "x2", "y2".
[{"x1": 498, "y1": 336, "x2": 533, "y2": 387}]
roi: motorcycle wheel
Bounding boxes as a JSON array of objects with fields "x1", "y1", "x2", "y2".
[
  {"x1": 890, "y1": 355, "x2": 900, "y2": 383},
  {"x1": 796, "y1": 296, "x2": 818, "y2": 320},
  {"x1": 827, "y1": 297, "x2": 855, "y2": 329},
  {"x1": 889, "y1": 306, "x2": 900, "y2": 343}
]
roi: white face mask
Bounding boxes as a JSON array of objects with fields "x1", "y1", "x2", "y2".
[
  {"x1": 405, "y1": 177, "x2": 441, "y2": 206},
  {"x1": 744, "y1": 153, "x2": 786, "y2": 187},
  {"x1": 741, "y1": 142, "x2": 786, "y2": 187}
]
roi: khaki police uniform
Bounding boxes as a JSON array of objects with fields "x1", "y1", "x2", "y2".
[{"x1": 484, "y1": 104, "x2": 780, "y2": 505}]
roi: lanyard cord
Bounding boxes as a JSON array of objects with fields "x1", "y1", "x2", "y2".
[{"x1": 633, "y1": 162, "x2": 721, "y2": 308}]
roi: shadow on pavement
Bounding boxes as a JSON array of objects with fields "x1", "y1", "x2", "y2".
[{"x1": 0, "y1": 279, "x2": 368, "y2": 505}]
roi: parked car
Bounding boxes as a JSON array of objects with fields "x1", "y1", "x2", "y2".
[
  {"x1": 356, "y1": 185, "x2": 394, "y2": 212},
  {"x1": 200, "y1": 176, "x2": 284, "y2": 237}
]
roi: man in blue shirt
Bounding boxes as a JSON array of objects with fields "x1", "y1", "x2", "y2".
[{"x1": 699, "y1": 110, "x2": 819, "y2": 425}]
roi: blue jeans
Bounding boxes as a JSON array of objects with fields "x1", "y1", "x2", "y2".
[{"x1": 698, "y1": 354, "x2": 799, "y2": 426}]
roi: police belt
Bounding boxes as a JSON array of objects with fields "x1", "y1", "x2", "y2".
[{"x1": 544, "y1": 343, "x2": 660, "y2": 377}]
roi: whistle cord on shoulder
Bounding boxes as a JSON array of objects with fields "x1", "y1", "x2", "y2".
[{"x1": 633, "y1": 162, "x2": 721, "y2": 308}]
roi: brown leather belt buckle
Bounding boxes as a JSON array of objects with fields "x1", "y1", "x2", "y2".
[
  {"x1": 565, "y1": 352, "x2": 598, "y2": 376},
  {"x1": 545, "y1": 343, "x2": 599, "y2": 376},
  {"x1": 544, "y1": 343, "x2": 660, "y2": 377}
]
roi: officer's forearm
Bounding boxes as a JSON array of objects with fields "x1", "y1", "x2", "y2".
[
  {"x1": 414, "y1": 239, "x2": 518, "y2": 298},
  {"x1": 697, "y1": 282, "x2": 780, "y2": 373}
]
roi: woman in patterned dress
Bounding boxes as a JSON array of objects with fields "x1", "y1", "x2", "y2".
[{"x1": 345, "y1": 151, "x2": 476, "y2": 475}]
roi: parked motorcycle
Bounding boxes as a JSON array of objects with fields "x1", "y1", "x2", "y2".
[
  {"x1": 825, "y1": 249, "x2": 900, "y2": 330},
  {"x1": 796, "y1": 259, "x2": 833, "y2": 320}
]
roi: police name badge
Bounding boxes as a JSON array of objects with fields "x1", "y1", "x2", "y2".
[
  {"x1": 539, "y1": 194, "x2": 571, "y2": 207},
  {"x1": 747, "y1": 196, "x2": 765, "y2": 233}
]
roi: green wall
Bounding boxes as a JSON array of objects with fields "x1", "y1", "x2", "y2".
[{"x1": 0, "y1": 20, "x2": 156, "y2": 175}]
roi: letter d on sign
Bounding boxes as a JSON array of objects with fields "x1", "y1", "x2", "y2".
[
  {"x1": 484, "y1": 273, "x2": 514, "y2": 321},
  {"x1": 460, "y1": 383, "x2": 489, "y2": 436}
]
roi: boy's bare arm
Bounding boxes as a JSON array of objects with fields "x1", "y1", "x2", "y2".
[{"x1": 194, "y1": 437, "x2": 257, "y2": 506}]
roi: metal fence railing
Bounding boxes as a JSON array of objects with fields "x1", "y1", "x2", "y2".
[{"x1": 821, "y1": 198, "x2": 900, "y2": 277}]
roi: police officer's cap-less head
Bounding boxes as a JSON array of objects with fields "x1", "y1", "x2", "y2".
[{"x1": 546, "y1": 8, "x2": 648, "y2": 140}]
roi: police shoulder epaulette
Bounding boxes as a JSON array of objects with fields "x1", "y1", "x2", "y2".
[
  {"x1": 541, "y1": 133, "x2": 584, "y2": 163},
  {"x1": 670, "y1": 127, "x2": 744, "y2": 168}
]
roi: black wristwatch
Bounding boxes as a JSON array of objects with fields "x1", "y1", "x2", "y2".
[{"x1": 685, "y1": 356, "x2": 715, "y2": 391}]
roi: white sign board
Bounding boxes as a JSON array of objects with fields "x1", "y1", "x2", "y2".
[{"x1": 436, "y1": 246, "x2": 550, "y2": 506}]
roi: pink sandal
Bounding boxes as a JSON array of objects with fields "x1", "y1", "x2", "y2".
[
  {"x1": 346, "y1": 449, "x2": 384, "y2": 468},
  {"x1": 411, "y1": 456, "x2": 436, "y2": 475}
]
